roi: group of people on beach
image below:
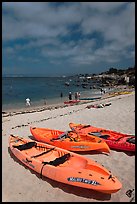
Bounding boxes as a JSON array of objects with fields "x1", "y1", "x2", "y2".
[
  {"x1": 60, "y1": 91, "x2": 80, "y2": 101},
  {"x1": 100, "y1": 88, "x2": 106, "y2": 94},
  {"x1": 68, "y1": 91, "x2": 80, "y2": 100}
]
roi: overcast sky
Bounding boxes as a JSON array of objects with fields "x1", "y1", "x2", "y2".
[{"x1": 2, "y1": 2, "x2": 135, "y2": 76}]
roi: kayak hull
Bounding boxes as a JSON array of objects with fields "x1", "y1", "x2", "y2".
[{"x1": 9, "y1": 134, "x2": 122, "y2": 194}]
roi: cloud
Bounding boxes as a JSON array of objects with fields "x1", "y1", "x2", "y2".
[
  {"x1": 2, "y1": 2, "x2": 81, "y2": 41},
  {"x1": 2, "y1": 2, "x2": 135, "y2": 45},
  {"x1": 80, "y1": 2, "x2": 127, "y2": 12},
  {"x1": 2, "y1": 2, "x2": 135, "y2": 75}
]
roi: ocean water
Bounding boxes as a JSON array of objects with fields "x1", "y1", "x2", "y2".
[{"x1": 2, "y1": 77, "x2": 103, "y2": 111}]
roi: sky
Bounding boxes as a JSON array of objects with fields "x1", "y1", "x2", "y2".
[{"x1": 2, "y1": 2, "x2": 135, "y2": 77}]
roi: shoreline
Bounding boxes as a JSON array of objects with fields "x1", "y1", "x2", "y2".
[
  {"x1": 2, "y1": 89, "x2": 135, "y2": 117},
  {"x1": 2, "y1": 85, "x2": 134, "y2": 116},
  {"x1": 2, "y1": 84, "x2": 133, "y2": 113}
]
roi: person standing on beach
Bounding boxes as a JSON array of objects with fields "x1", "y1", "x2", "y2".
[
  {"x1": 75, "y1": 92, "x2": 78, "y2": 100},
  {"x1": 100, "y1": 88, "x2": 103, "y2": 95},
  {"x1": 69, "y1": 92, "x2": 72, "y2": 100},
  {"x1": 78, "y1": 92, "x2": 81, "y2": 99},
  {"x1": 60, "y1": 92, "x2": 63, "y2": 98},
  {"x1": 25, "y1": 98, "x2": 31, "y2": 106},
  {"x1": 103, "y1": 88, "x2": 106, "y2": 94}
]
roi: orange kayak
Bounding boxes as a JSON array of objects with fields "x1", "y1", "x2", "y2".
[
  {"x1": 69, "y1": 123, "x2": 135, "y2": 152},
  {"x1": 30, "y1": 127, "x2": 110, "y2": 153},
  {"x1": 9, "y1": 134, "x2": 122, "y2": 194}
]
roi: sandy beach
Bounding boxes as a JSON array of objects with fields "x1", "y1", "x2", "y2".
[{"x1": 2, "y1": 90, "x2": 135, "y2": 202}]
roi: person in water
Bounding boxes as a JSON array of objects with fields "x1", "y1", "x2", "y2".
[
  {"x1": 69, "y1": 92, "x2": 72, "y2": 100},
  {"x1": 75, "y1": 92, "x2": 78, "y2": 100},
  {"x1": 60, "y1": 92, "x2": 63, "y2": 98},
  {"x1": 26, "y1": 98, "x2": 31, "y2": 106}
]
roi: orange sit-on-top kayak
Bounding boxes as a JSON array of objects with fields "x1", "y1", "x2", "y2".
[
  {"x1": 30, "y1": 127, "x2": 110, "y2": 153},
  {"x1": 9, "y1": 134, "x2": 122, "y2": 194},
  {"x1": 69, "y1": 123, "x2": 135, "y2": 152}
]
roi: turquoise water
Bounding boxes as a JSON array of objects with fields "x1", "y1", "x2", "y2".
[{"x1": 2, "y1": 77, "x2": 103, "y2": 110}]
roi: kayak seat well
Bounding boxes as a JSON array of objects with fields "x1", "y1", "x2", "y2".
[
  {"x1": 126, "y1": 137, "x2": 135, "y2": 144},
  {"x1": 40, "y1": 152, "x2": 88, "y2": 169},
  {"x1": 88, "y1": 132, "x2": 110, "y2": 139},
  {"x1": 41, "y1": 153, "x2": 71, "y2": 166},
  {"x1": 13, "y1": 141, "x2": 37, "y2": 151}
]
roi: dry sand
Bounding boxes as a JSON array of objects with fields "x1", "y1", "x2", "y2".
[{"x1": 2, "y1": 91, "x2": 135, "y2": 202}]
